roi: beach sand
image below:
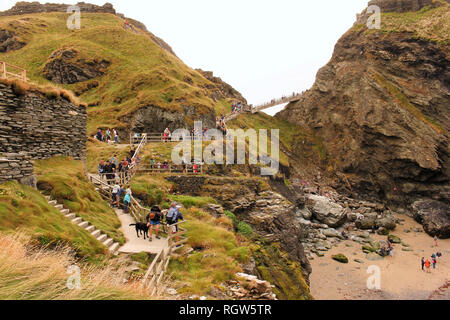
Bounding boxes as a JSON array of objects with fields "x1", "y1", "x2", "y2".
[{"x1": 309, "y1": 215, "x2": 450, "y2": 300}]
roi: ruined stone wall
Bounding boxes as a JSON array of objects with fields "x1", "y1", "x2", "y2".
[
  {"x1": 0, "y1": 152, "x2": 35, "y2": 187},
  {"x1": 0, "y1": 83, "x2": 86, "y2": 162},
  {"x1": 0, "y1": 2, "x2": 116, "y2": 16}
]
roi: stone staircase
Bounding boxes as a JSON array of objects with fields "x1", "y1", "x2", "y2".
[{"x1": 44, "y1": 195, "x2": 120, "y2": 255}]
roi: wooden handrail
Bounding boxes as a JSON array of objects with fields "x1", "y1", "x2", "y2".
[{"x1": 0, "y1": 61, "x2": 28, "y2": 82}]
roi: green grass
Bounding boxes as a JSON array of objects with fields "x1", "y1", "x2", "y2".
[
  {"x1": 0, "y1": 12, "x2": 234, "y2": 134},
  {"x1": 168, "y1": 207, "x2": 251, "y2": 296},
  {"x1": 354, "y1": 2, "x2": 449, "y2": 45},
  {"x1": 168, "y1": 195, "x2": 217, "y2": 208},
  {"x1": 34, "y1": 157, "x2": 125, "y2": 245},
  {"x1": 0, "y1": 181, "x2": 107, "y2": 262}
]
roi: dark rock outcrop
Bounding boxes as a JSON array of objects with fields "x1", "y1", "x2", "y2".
[
  {"x1": 43, "y1": 48, "x2": 110, "y2": 84},
  {"x1": 166, "y1": 175, "x2": 312, "y2": 295},
  {"x1": 412, "y1": 200, "x2": 450, "y2": 238},
  {"x1": 0, "y1": 29, "x2": 25, "y2": 52},
  {"x1": 121, "y1": 104, "x2": 216, "y2": 140}
]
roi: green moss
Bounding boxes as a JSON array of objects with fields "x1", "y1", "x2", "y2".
[
  {"x1": 332, "y1": 254, "x2": 349, "y2": 264},
  {"x1": 252, "y1": 244, "x2": 312, "y2": 300}
]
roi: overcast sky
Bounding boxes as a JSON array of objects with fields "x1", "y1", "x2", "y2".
[{"x1": 1, "y1": 0, "x2": 369, "y2": 115}]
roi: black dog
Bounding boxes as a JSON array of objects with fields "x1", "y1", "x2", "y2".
[{"x1": 129, "y1": 222, "x2": 149, "y2": 240}]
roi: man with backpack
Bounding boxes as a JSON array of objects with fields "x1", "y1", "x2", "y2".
[
  {"x1": 166, "y1": 203, "x2": 184, "y2": 243},
  {"x1": 147, "y1": 206, "x2": 162, "y2": 241}
]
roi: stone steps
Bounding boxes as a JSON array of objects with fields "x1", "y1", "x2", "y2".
[{"x1": 44, "y1": 194, "x2": 119, "y2": 255}]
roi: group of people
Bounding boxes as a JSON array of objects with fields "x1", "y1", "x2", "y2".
[
  {"x1": 144, "y1": 203, "x2": 184, "y2": 242},
  {"x1": 231, "y1": 102, "x2": 243, "y2": 114},
  {"x1": 422, "y1": 252, "x2": 442, "y2": 273},
  {"x1": 98, "y1": 150, "x2": 140, "y2": 184},
  {"x1": 111, "y1": 183, "x2": 133, "y2": 213},
  {"x1": 96, "y1": 128, "x2": 120, "y2": 144},
  {"x1": 216, "y1": 115, "x2": 228, "y2": 136}
]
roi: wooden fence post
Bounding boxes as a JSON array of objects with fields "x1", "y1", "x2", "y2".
[{"x1": 1, "y1": 62, "x2": 6, "y2": 79}]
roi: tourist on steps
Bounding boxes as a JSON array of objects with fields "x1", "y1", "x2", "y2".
[
  {"x1": 123, "y1": 192, "x2": 131, "y2": 214},
  {"x1": 147, "y1": 205, "x2": 162, "y2": 241},
  {"x1": 112, "y1": 183, "x2": 120, "y2": 208},
  {"x1": 421, "y1": 257, "x2": 425, "y2": 271}
]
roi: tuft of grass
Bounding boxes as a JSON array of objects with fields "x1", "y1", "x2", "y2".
[
  {"x1": 237, "y1": 221, "x2": 253, "y2": 238},
  {"x1": 0, "y1": 233, "x2": 155, "y2": 300},
  {"x1": 34, "y1": 157, "x2": 125, "y2": 245}
]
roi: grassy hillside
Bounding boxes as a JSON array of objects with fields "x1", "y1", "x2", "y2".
[
  {"x1": 0, "y1": 180, "x2": 107, "y2": 262},
  {"x1": 0, "y1": 12, "x2": 233, "y2": 134},
  {"x1": 34, "y1": 157, "x2": 125, "y2": 245},
  {"x1": 354, "y1": 1, "x2": 450, "y2": 44}
]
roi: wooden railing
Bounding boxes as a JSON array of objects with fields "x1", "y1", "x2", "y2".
[
  {"x1": 137, "y1": 164, "x2": 203, "y2": 175},
  {"x1": 130, "y1": 133, "x2": 202, "y2": 144},
  {"x1": 142, "y1": 220, "x2": 188, "y2": 296},
  {"x1": 0, "y1": 61, "x2": 28, "y2": 82},
  {"x1": 251, "y1": 93, "x2": 302, "y2": 113}
]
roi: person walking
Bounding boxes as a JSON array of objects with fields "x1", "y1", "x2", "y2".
[
  {"x1": 123, "y1": 192, "x2": 131, "y2": 213},
  {"x1": 421, "y1": 257, "x2": 425, "y2": 271},
  {"x1": 147, "y1": 206, "x2": 162, "y2": 241},
  {"x1": 425, "y1": 259, "x2": 431, "y2": 273},
  {"x1": 112, "y1": 183, "x2": 120, "y2": 208},
  {"x1": 434, "y1": 236, "x2": 438, "y2": 247}
]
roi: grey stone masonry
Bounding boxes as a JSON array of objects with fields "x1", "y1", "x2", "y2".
[
  {"x1": 0, "y1": 152, "x2": 35, "y2": 187},
  {"x1": 0, "y1": 83, "x2": 86, "y2": 161}
]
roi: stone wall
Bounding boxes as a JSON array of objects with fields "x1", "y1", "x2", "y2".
[
  {"x1": 0, "y1": 152, "x2": 35, "y2": 187},
  {"x1": 0, "y1": 83, "x2": 86, "y2": 161}
]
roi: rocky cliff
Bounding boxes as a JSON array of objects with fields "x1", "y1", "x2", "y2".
[{"x1": 278, "y1": 0, "x2": 449, "y2": 208}]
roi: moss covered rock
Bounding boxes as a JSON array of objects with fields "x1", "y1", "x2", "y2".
[
  {"x1": 388, "y1": 234, "x2": 402, "y2": 244},
  {"x1": 332, "y1": 254, "x2": 349, "y2": 263}
]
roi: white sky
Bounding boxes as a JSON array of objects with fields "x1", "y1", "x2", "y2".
[{"x1": 1, "y1": 0, "x2": 369, "y2": 115}]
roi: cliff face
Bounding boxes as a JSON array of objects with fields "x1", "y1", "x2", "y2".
[{"x1": 278, "y1": 1, "x2": 449, "y2": 206}]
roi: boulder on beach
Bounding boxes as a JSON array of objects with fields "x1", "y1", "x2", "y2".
[
  {"x1": 332, "y1": 254, "x2": 349, "y2": 263},
  {"x1": 388, "y1": 234, "x2": 402, "y2": 244},
  {"x1": 412, "y1": 200, "x2": 450, "y2": 239},
  {"x1": 305, "y1": 195, "x2": 348, "y2": 227}
]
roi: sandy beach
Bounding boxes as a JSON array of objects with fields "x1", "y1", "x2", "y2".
[{"x1": 309, "y1": 215, "x2": 450, "y2": 300}]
